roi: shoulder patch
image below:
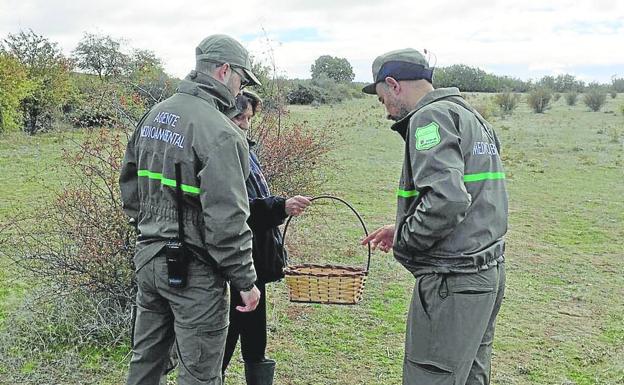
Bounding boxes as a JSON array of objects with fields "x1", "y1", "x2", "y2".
[{"x1": 414, "y1": 122, "x2": 441, "y2": 151}]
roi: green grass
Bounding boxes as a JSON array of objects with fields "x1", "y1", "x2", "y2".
[
  {"x1": 1, "y1": 94, "x2": 623, "y2": 384},
  {"x1": 0, "y1": 130, "x2": 83, "y2": 327}
]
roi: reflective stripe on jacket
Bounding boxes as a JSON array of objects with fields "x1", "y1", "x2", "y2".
[
  {"x1": 391, "y1": 87, "x2": 508, "y2": 276},
  {"x1": 119, "y1": 70, "x2": 256, "y2": 290}
]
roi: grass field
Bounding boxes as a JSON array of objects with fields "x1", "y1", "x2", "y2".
[{"x1": 1, "y1": 92, "x2": 623, "y2": 384}]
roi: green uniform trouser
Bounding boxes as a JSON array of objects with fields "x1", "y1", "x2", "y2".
[
  {"x1": 127, "y1": 254, "x2": 229, "y2": 385},
  {"x1": 403, "y1": 263, "x2": 505, "y2": 385}
]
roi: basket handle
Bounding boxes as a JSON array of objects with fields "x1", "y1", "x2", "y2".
[{"x1": 282, "y1": 195, "x2": 372, "y2": 273}]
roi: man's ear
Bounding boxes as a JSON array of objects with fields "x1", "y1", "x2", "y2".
[
  {"x1": 217, "y1": 63, "x2": 231, "y2": 82},
  {"x1": 384, "y1": 77, "x2": 400, "y2": 94}
]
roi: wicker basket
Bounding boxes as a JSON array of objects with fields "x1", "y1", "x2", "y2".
[{"x1": 282, "y1": 195, "x2": 371, "y2": 305}]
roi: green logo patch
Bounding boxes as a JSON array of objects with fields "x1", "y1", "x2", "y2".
[{"x1": 415, "y1": 122, "x2": 441, "y2": 150}]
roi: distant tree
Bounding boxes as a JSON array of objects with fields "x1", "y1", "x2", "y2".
[
  {"x1": 72, "y1": 32, "x2": 129, "y2": 81},
  {"x1": 497, "y1": 75, "x2": 531, "y2": 92},
  {"x1": 552, "y1": 74, "x2": 584, "y2": 92},
  {"x1": 247, "y1": 56, "x2": 287, "y2": 111},
  {"x1": 311, "y1": 55, "x2": 354, "y2": 83},
  {"x1": 433, "y1": 64, "x2": 529, "y2": 92},
  {"x1": 125, "y1": 48, "x2": 175, "y2": 106},
  {"x1": 537, "y1": 75, "x2": 556, "y2": 91},
  {"x1": 611, "y1": 76, "x2": 624, "y2": 93},
  {"x1": 2, "y1": 29, "x2": 72, "y2": 134},
  {"x1": 0, "y1": 53, "x2": 34, "y2": 132},
  {"x1": 68, "y1": 46, "x2": 175, "y2": 128}
]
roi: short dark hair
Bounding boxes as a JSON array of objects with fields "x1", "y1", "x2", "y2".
[
  {"x1": 234, "y1": 92, "x2": 262, "y2": 117},
  {"x1": 234, "y1": 95, "x2": 251, "y2": 118}
]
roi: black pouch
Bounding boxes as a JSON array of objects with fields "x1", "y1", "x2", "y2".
[
  {"x1": 165, "y1": 240, "x2": 189, "y2": 288},
  {"x1": 254, "y1": 227, "x2": 288, "y2": 284}
]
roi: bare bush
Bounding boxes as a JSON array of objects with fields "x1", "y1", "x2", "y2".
[
  {"x1": 583, "y1": 88, "x2": 607, "y2": 112},
  {"x1": 493, "y1": 90, "x2": 520, "y2": 115},
  {"x1": 608, "y1": 127, "x2": 622, "y2": 143},
  {"x1": 565, "y1": 92, "x2": 578, "y2": 106},
  {"x1": 0, "y1": 128, "x2": 136, "y2": 346},
  {"x1": 246, "y1": 40, "x2": 337, "y2": 197},
  {"x1": 0, "y1": 292, "x2": 126, "y2": 385},
  {"x1": 2, "y1": 289, "x2": 132, "y2": 349},
  {"x1": 248, "y1": 110, "x2": 335, "y2": 197},
  {"x1": 472, "y1": 100, "x2": 495, "y2": 121},
  {"x1": 527, "y1": 88, "x2": 552, "y2": 113}
]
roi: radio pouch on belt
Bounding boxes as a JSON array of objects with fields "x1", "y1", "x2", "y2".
[{"x1": 165, "y1": 163, "x2": 189, "y2": 288}]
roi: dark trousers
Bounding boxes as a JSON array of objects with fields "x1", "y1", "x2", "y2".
[
  {"x1": 403, "y1": 263, "x2": 506, "y2": 385},
  {"x1": 222, "y1": 282, "x2": 267, "y2": 374}
]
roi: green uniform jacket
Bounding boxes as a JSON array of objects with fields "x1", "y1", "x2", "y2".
[
  {"x1": 119, "y1": 70, "x2": 257, "y2": 291},
  {"x1": 391, "y1": 87, "x2": 508, "y2": 276}
]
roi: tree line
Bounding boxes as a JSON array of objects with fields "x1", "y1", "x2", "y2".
[
  {"x1": 1, "y1": 29, "x2": 623, "y2": 134},
  {"x1": 0, "y1": 29, "x2": 175, "y2": 134}
]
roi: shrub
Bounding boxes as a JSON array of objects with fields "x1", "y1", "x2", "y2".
[
  {"x1": 286, "y1": 83, "x2": 321, "y2": 105},
  {"x1": 565, "y1": 92, "x2": 578, "y2": 106},
  {"x1": 0, "y1": 128, "x2": 136, "y2": 346},
  {"x1": 0, "y1": 53, "x2": 33, "y2": 132},
  {"x1": 349, "y1": 85, "x2": 366, "y2": 99},
  {"x1": 311, "y1": 74, "x2": 350, "y2": 104},
  {"x1": 553, "y1": 93, "x2": 561, "y2": 102},
  {"x1": 66, "y1": 75, "x2": 121, "y2": 127},
  {"x1": 612, "y1": 77, "x2": 624, "y2": 93},
  {"x1": 608, "y1": 127, "x2": 621, "y2": 143},
  {"x1": 472, "y1": 100, "x2": 495, "y2": 121},
  {"x1": 493, "y1": 90, "x2": 519, "y2": 115},
  {"x1": 609, "y1": 90, "x2": 617, "y2": 99},
  {"x1": 583, "y1": 88, "x2": 607, "y2": 112},
  {"x1": 248, "y1": 110, "x2": 335, "y2": 197},
  {"x1": 0, "y1": 291, "x2": 129, "y2": 384},
  {"x1": 527, "y1": 88, "x2": 552, "y2": 113},
  {"x1": 2, "y1": 29, "x2": 73, "y2": 134}
]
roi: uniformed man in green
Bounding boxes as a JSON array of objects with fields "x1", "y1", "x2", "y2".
[
  {"x1": 361, "y1": 49, "x2": 508, "y2": 385},
  {"x1": 120, "y1": 34, "x2": 262, "y2": 385}
]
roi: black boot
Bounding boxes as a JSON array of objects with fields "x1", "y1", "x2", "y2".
[{"x1": 244, "y1": 359, "x2": 275, "y2": 385}]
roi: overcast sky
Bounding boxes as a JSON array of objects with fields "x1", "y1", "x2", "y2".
[{"x1": 1, "y1": 0, "x2": 623, "y2": 83}]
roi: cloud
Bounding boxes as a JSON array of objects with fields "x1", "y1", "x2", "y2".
[{"x1": 1, "y1": 0, "x2": 622, "y2": 83}]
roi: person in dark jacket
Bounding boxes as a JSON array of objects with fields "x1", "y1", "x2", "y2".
[{"x1": 223, "y1": 91, "x2": 311, "y2": 385}]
